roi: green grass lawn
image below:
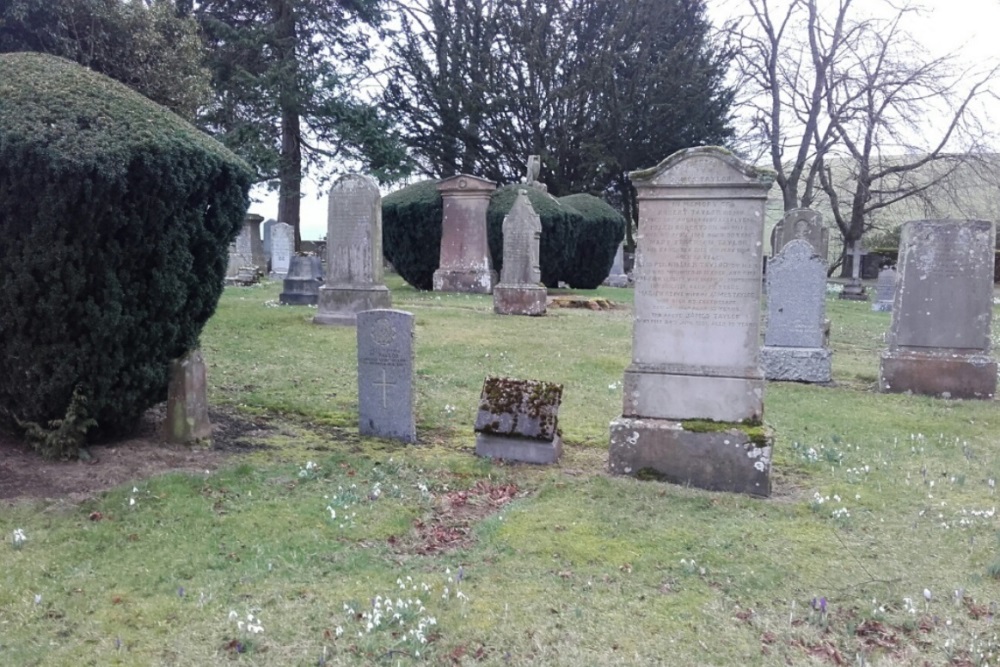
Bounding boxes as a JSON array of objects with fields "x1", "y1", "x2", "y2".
[{"x1": 3, "y1": 277, "x2": 1000, "y2": 666}]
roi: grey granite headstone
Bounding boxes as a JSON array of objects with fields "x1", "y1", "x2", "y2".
[
  {"x1": 760, "y1": 239, "x2": 832, "y2": 382},
  {"x1": 474, "y1": 377, "x2": 562, "y2": 463},
  {"x1": 771, "y1": 208, "x2": 829, "y2": 262},
  {"x1": 314, "y1": 174, "x2": 391, "y2": 325},
  {"x1": 603, "y1": 243, "x2": 629, "y2": 287},
  {"x1": 279, "y1": 255, "x2": 323, "y2": 305},
  {"x1": 262, "y1": 218, "x2": 276, "y2": 268},
  {"x1": 608, "y1": 147, "x2": 775, "y2": 497},
  {"x1": 879, "y1": 219, "x2": 996, "y2": 399},
  {"x1": 357, "y1": 310, "x2": 416, "y2": 442},
  {"x1": 270, "y1": 222, "x2": 295, "y2": 277},
  {"x1": 493, "y1": 190, "x2": 546, "y2": 316},
  {"x1": 872, "y1": 266, "x2": 897, "y2": 312}
]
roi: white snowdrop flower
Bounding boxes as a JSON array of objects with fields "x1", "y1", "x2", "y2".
[
  {"x1": 132, "y1": 486, "x2": 138, "y2": 493},
  {"x1": 129, "y1": 497, "x2": 135, "y2": 506},
  {"x1": 924, "y1": 589, "x2": 932, "y2": 602},
  {"x1": 335, "y1": 626, "x2": 343, "y2": 637},
  {"x1": 34, "y1": 594, "x2": 42, "y2": 605}
]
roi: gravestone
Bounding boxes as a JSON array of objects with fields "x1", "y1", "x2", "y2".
[
  {"x1": 279, "y1": 255, "x2": 323, "y2": 305},
  {"x1": 760, "y1": 240, "x2": 832, "y2": 382},
  {"x1": 270, "y1": 222, "x2": 294, "y2": 277},
  {"x1": 474, "y1": 377, "x2": 563, "y2": 463},
  {"x1": 871, "y1": 266, "x2": 897, "y2": 312},
  {"x1": 523, "y1": 154, "x2": 547, "y2": 192},
  {"x1": 433, "y1": 175, "x2": 497, "y2": 293},
  {"x1": 226, "y1": 213, "x2": 266, "y2": 283},
  {"x1": 357, "y1": 310, "x2": 416, "y2": 442},
  {"x1": 839, "y1": 241, "x2": 869, "y2": 300},
  {"x1": 771, "y1": 208, "x2": 829, "y2": 262},
  {"x1": 879, "y1": 219, "x2": 996, "y2": 399},
  {"x1": 262, "y1": 218, "x2": 276, "y2": 269},
  {"x1": 603, "y1": 243, "x2": 629, "y2": 288},
  {"x1": 314, "y1": 174, "x2": 391, "y2": 325},
  {"x1": 164, "y1": 348, "x2": 211, "y2": 444},
  {"x1": 608, "y1": 147, "x2": 775, "y2": 497},
  {"x1": 493, "y1": 190, "x2": 547, "y2": 316}
]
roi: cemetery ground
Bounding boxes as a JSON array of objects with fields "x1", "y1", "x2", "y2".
[{"x1": 3, "y1": 278, "x2": 1000, "y2": 666}]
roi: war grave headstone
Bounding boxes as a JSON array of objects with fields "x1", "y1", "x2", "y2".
[
  {"x1": 357, "y1": 310, "x2": 416, "y2": 442},
  {"x1": 493, "y1": 190, "x2": 547, "y2": 316},
  {"x1": 279, "y1": 255, "x2": 323, "y2": 305},
  {"x1": 270, "y1": 222, "x2": 295, "y2": 277},
  {"x1": 839, "y1": 241, "x2": 869, "y2": 301},
  {"x1": 603, "y1": 243, "x2": 630, "y2": 288},
  {"x1": 475, "y1": 377, "x2": 563, "y2": 464},
  {"x1": 314, "y1": 174, "x2": 391, "y2": 325},
  {"x1": 879, "y1": 219, "x2": 996, "y2": 399},
  {"x1": 164, "y1": 348, "x2": 211, "y2": 444},
  {"x1": 262, "y1": 218, "x2": 276, "y2": 269},
  {"x1": 608, "y1": 147, "x2": 775, "y2": 497},
  {"x1": 760, "y1": 240, "x2": 832, "y2": 383},
  {"x1": 432, "y1": 175, "x2": 497, "y2": 293},
  {"x1": 872, "y1": 266, "x2": 897, "y2": 312},
  {"x1": 770, "y1": 208, "x2": 829, "y2": 262}
]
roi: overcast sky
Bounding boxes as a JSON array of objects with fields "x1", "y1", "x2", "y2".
[{"x1": 254, "y1": 0, "x2": 1000, "y2": 240}]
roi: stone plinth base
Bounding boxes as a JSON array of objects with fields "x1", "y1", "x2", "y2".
[
  {"x1": 433, "y1": 268, "x2": 495, "y2": 294},
  {"x1": 165, "y1": 349, "x2": 212, "y2": 444},
  {"x1": 622, "y1": 368, "x2": 764, "y2": 423},
  {"x1": 609, "y1": 417, "x2": 772, "y2": 497},
  {"x1": 761, "y1": 346, "x2": 832, "y2": 383},
  {"x1": 879, "y1": 349, "x2": 996, "y2": 399},
  {"x1": 838, "y1": 283, "x2": 869, "y2": 301},
  {"x1": 603, "y1": 275, "x2": 629, "y2": 288},
  {"x1": 475, "y1": 432, "x2": 562, "y2": 464},
  {"x1": 493, "y1": 284, "x2": 546, "y2": 316},
  {"x1": 314, "y1": 285, "x2": 391, "y2": 326}
]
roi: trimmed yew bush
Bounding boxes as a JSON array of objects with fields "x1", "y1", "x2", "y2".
[
  {"x1": 0, "y1": 53, "x2": 252, "y2": 457},
  {"x1": 557, "y1": 194, "x2": 626, "y2": 289}
]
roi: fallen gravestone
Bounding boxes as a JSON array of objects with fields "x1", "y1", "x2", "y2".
[
  {"x1": 493, "y1": 189, "x2": 546, "y2": 316},
  {"x1": 760, "y1": 239, "x2": 832, "y2": 383},
  {"x1": 879, "y1": 219, "x2": 996, "y2": 399},
  {"x1": 357, "y1": 309, "x2": 416, "y2": 442},
  {"x1": 608, "y1": 147, "x2": 775, "y2": 497},
  {"x1": 475, "y1": 377, "x2": 563, "y2": 464}
]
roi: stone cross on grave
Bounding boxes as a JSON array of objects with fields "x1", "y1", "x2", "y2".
[
  {"x1": 523, "y1": 155, "x2": 547, "y2": 192},
  {"x1": 839, "y1": 239, "x2": 869, "y2": 301},
  {"x1": 374, "y1": 368, "x2": 395, "y2": 408}
]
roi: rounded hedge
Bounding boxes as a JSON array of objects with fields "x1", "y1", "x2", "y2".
[
  {"x1": 0, "y1": 53, "x2": 252, "y2": 456},
  {"x1": 382, "y1": 181, "x2": 623, "y2": 290},
  {"x1": 556, "y1": 193, "x2": 626, "y2": 289}
]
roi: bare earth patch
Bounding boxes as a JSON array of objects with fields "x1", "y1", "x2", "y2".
[{"x1": 0, "y1": 405, "x2": 269, "y2": 504}]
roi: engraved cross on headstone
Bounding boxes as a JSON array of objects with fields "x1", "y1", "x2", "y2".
[{"x1": 374, "y1": 369, "x2": 396, "y2": 408}]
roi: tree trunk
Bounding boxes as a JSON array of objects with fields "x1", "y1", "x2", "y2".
[{"x1": 274, "y1": 0, "x2": 302, "y2": 249}]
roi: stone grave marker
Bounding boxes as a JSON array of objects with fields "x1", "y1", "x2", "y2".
[
  {"x1": 879, "y1": 219, "x2": 996, "y2": 399},
  {"x1": 474, "y1": 377, "x2": 563, "y2": 463},
  {"x1": 226, "y1": 213, "x2": 266, "y2": 283},
  {"x1": 357, "y1": 310, "x2": 416, "y2": 442},
  {"x1": 279, "y1": 255, "x2": 323, "y2": 305},
  {"x1": 164, "y1": 348, "x2": 211, "y2": 444},
  {"x1": 270, "y1": 222, "x2": 294, "y2": 277},
  {"x1": 608, "y1": 147, "x2": 775, "y2": 497},
  {"x1": 603, "y1": 242, "x2": 629, "y2": 287},
  {"x1": 262, "y1": 218, "x2": 276, "y2": 268},
  {"x1": 771, "y1": 208, "x2": 829, "y2": 262},
  {"x1": 493, "y1": 190, "x2": 546, "y2": 316},
  {"x1": 760, "y1": 240, "x2": 832, "y2": 382},
  {"x1": 871, "y1": 266, "x2": 897, "y2": 312},
  {"x1": 314, "y1": 174, "x2": 391, "y2": 325},
  {"x1": 433, "y1": 174, "x2": 497, "y2": 293},
  {"x1": 839, "y1": 240, "x2": 869, "y2": 300}
]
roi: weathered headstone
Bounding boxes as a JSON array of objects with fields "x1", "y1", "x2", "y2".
[
  {"x1": 279, "y1": 255, "x2": 323, "y2": 305},
  {"x1": 314, "y1": 174, "x2": 391, "y2": 325},
  {"x1": 357, "y1": 310, "x2": 416, "y2": 442},
  {"x1": 474, "y1": 377, "x2": 563, "y2": 463},
  {"x1": 262, "y1": 218, "x2": 276, "y2": 269},
  {"x1": 839, "y1": 240, "x2": 869, "y2": 301},
  {"x1": 603, "y1": 242, "x2": 629, "y2": 288},
  {"x1": 608, "y1": 147, "x2": 775, "y2": 497},
  {"x1": 879, "y1": 219, "x2": 996, "y2": 399},
  {"x1": 270, "y1": 222, "x2": 294, "y2": 277},
  {"x1": 760, "y1": 240, "x2": 832, "y2": 383},
  {"x1": 771, "y1": 208, "x2": 829, "y2": 262},
  {"x1": 164, "y1": 348, "x2": 211, "y2": 444},
  {"x1": 871, "y1": 266, "x2": 897, "y2": 312},
  {"x1": 493, "y1": 190, "x2": 546, "y2": 316},
  {"x1": 433, "y1": 175, "x2": 497, "y2": 293},
  {"x1": 226, "y1": 213, "x2": 266, "y2": 283}
]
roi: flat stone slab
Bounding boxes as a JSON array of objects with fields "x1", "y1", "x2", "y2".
[
  {"x1": 473, "y1": 377, "x2": 563, "y2": 463},
  {"x1": 879, "y1": 349, "x2": 996, "y2": 399},
  {"x1": 475, "y1": 432, "x2": 562, "y2": 464},
  {"x1": 609, "y1": 417, "x2": 772, "y2": 497},
  {"x1": 493, "y1": 284, "x2": 546, "y2": 316},
  {"x1": 760, "y1": 346, "x2": 832, "y2": 383},
  {"x1": 314, "y1": 285, "x2": 391, "y2": 326}
]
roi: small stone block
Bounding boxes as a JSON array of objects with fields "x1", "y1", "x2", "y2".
[
  {"x1": 314, "y1": 285, "x2": 391, "y2": 326},
  {"x1": 475, "y1": 432, "x2": 562, "y2": 464},
  {"x1": 493, "y1": 285, "x2": 547, "y2": 316},
  {"x1": 165, "y1": 348, "x2": 212, "y2": 444},
  {"x1": 474, "y1": 377, "x2": 563, "y2": 463},
  {"x1": 609, "y1": 417, "x2": 771, "y2": 497},
  {"x1": 879, "y1": 350, "x2": 996, "y2": 399},
  {"x1": 760, "y1": 346, "x2": 832, "y2": 383}
]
